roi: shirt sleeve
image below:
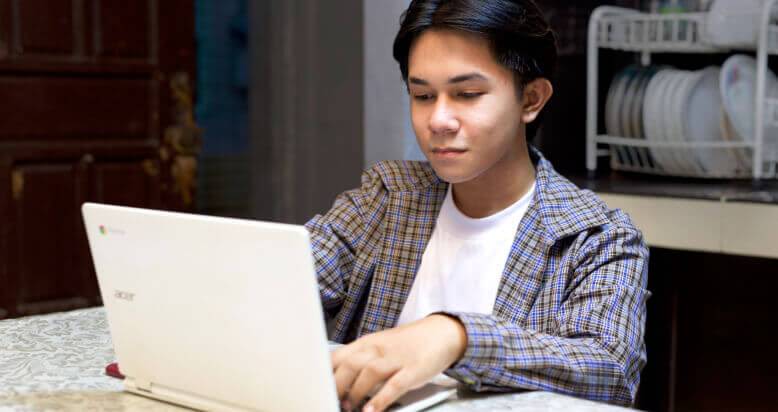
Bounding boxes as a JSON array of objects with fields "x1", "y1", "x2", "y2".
[
  {"x1": 303, "y1": 167, "x2": 387, "y2": 317},
  {"x1": 439, "y1": 224, "x2": 650, "y2": 406}
]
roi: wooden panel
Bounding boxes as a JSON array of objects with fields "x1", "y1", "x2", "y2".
[
  {"x1": 13, "y1": 0, "x2": 77, "y2": 57},
  {"x1": 93, "y1": 0, "x2": 155, "y2": 61},
  {"x1": 597, "y1": 194, "x2": 723, "y2": 254},
  {"x1": 11, "y1": 162, "x2": 90, "y2": 315},
  {"x1": 640, "y1": 249, "x2": 778, "y2": 412},
  {"x1": 671, "y1": 251, "x2": 778, "y2": 411},
  {"x1": 0, "y1": 76, "x2": 152, "y2": 140},
  {"x1": 0, "y1": 140, "x2": 157, "y2": 161},
  {"x1": 0, "y1": 1, "x2": 9, "y2": 59},
  {"x1": 0, "y1": 156, "x2": 11, "y2": 319},
  {"x1": 0, "y1": 60, "x2": 154, "y2": 74},
  {"x1": 157, "y1": 0, "x2": 192, "y2": 68},
  {"x1": 636, "y1": 250, "x2": 677, "y2": 412},
  {"x1": 90, "y1": 160, "x2": 160, "y2": 208}
]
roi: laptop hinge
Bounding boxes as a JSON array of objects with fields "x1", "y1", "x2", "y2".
[
  {"x1": 136, "y1": 378, "x2": 153, "y2": 392},
  {"x1": 127, "y1": 377, "x2": 153, "y2": 393}
]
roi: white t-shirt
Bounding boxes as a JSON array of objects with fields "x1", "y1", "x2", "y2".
[{"x1": 396, "y1": 182, "x2": 536, "y2": 326}]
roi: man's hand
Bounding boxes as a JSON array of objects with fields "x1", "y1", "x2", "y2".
[{"x1": 331, "y1": 314, "x2": 467, "y2": 412}]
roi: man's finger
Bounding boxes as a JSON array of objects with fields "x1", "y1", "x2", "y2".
[
  {"x1": 330, "y1": 340, "x2": 361, "y2": 370},
  {"x1": 346, "y1": 358, "x2": 400, "y2": 407},
  {"x1": 363, "y1": 369, "x2": 416, "y2": 412},
  {"x1": 332, "y1": 350, "x2": 374, "y2": 400}
]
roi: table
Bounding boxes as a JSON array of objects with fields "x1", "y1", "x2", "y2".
[{"x1": 0, "y1": 308, "x2": 634, "y2": 411}]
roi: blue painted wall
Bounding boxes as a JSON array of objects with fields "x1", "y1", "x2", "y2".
[
  {"x1": 195, "y1": 0, "x2": 251, "y2": 217},
  {"x1": 195, "y1": 0, "x2": 249, "y2": 156}
]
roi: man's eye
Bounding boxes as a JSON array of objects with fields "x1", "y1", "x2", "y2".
[
  {"x1": 413, "y1": 94, "x2": 434, "y2": 101},
  {"x1": 459, "y1": 92, "x2": 484, "y2": 99}
]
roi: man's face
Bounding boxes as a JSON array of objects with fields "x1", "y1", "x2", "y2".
[{"x1": 407, "y1": 28, "x2": 526, "y2": 184}]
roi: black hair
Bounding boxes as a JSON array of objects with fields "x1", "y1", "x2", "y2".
[{"x1": 393, "y1": 0, "x2": 557, "y2": 141}]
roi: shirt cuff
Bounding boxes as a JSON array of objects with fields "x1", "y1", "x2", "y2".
[{"x1": 432, "y1": 311, "x2": 506, "y2": 391}]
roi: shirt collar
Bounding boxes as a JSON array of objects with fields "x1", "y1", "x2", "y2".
[
  {"x1": 378, "y1": 145, "x2": 611, "y2": 244},
  {"x1": 528, "y1": 146, "x2": 610, "y2": 244}
]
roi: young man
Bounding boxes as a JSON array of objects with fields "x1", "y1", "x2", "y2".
[{"x1": 305, "y1": 1, "x2": 649, "y2": 411}]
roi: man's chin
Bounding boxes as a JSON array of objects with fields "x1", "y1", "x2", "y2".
[
  {"x1": 423, "y1": 155, "x2": 474, "y2": 182},
  {"x1": 429, "y1": 166, "x2": 472, "y2": 184}
]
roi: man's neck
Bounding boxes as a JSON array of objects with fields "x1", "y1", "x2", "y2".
[{"x1": 451, "y1": 149, "x2": 536, "y2": 219}]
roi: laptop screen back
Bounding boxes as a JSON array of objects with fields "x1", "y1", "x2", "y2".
[{"x1": 82, "y1": 203, "x2": 339, "y2": 412}]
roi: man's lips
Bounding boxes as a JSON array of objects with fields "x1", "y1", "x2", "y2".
[
  {"x1": 431, "y1": 148, "x2": 467, "y2": 154},
  {"x1": 431, "y1": 148, "x2": 467, "y2": 159}
]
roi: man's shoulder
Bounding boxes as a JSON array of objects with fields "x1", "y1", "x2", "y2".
[
  {"x1": 535, "y1": 159, "x2": 639, "y2": 241},
  {"x1": 362, "y1": 160, "x2": 442, "y2": 193}
]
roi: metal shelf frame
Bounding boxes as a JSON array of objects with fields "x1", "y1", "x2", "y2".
[{"x1": 586, "y1": 2, "x2": 778, "y2": 180}]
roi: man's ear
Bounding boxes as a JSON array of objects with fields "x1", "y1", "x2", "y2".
[{"x1": 520, "y1": 78, "x2": 553, "y2": 124}]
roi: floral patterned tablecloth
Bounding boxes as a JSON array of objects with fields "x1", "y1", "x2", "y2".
[{"x1": 0, "y1": 308, "x2": 634, "y2": 411}]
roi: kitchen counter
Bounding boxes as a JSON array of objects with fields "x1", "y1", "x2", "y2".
[
  {"x1": 571, "y1": 173, "x2": 778, "y2": 258},
  {"x1": 574, "y1": 172, "x2": 778, "y2": 204}
]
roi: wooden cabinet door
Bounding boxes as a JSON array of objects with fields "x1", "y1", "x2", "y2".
[
  {"x1": 7, "y1": 161, "x2": 91, "y2": 316},
  {"x1": 89, "y1": 160, "x2": 161, "y2": 209},
  {"x1": 0, "y1": 0, "x2": 195, "y2": 318}
]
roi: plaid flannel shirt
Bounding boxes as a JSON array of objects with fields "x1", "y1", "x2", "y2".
[{"x1": 304, "y1": 147, "x2": 650, "y2": 406}]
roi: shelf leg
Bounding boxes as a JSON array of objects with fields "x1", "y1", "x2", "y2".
[{"x1": 751, "y1": 177, "x2": 765, "y2": 191}]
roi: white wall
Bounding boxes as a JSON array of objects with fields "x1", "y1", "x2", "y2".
[{"x1": 363, "y1": 0, "x2": 425, "y2": 167}]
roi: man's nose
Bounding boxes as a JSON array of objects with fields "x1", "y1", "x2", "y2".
[{"x1": 428, "y1": 98, "x2": 459, "y2": 135}]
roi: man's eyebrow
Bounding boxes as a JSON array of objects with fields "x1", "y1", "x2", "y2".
[
  {"x1": 448, "y1": 72, "x2": 488, "y2": 83},
  {"x1": 408, "y1": 72, "x2": 489, "y2": 86}
]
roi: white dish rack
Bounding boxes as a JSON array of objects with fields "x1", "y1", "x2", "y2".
[{"x1": 586, "y1": 2, "x2": 778, "y2": 179}]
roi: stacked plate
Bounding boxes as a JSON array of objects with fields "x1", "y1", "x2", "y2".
[
  {"x1": 605, "y1": 65, "x2": 659, "y2": 170},
  {"x1": 720, "y1": 54, "x2": 778, "y2": 164},
  {"x1": 605, "y1": 56, "x2": 778, "y2": 177}
]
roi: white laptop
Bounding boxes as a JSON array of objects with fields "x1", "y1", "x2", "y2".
[{"x1": 82, "y1": 203, "x2": 457, "y2": 412}]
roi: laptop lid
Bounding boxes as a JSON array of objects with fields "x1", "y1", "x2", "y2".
[{"x1": 82, "y1": 202, "x2": 340, "y2": 412}]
